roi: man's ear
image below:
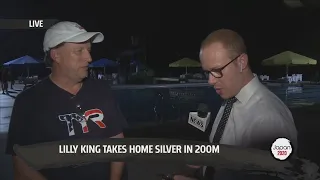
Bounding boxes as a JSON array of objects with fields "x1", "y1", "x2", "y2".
[
  {"x1": 239, "y1": 53, "x2": 249, "y2": 70},
  {"x1": 50, "y1": 49, "x2": 60, "y2": 63}
]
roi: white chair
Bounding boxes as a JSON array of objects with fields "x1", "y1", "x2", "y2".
[
  {"x1": 292, "y1": 74, "x2": 296, "y2": 83},
  {"x1": 298, "y1": 74, "x2": 303, "y2": 81},
  {"x1": 287, "y1": 76, "x2": 293, "y2": 83}
]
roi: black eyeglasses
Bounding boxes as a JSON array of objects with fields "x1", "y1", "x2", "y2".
[{"x1": 204, "y1": 54, "x2": 242, "y2": 78}]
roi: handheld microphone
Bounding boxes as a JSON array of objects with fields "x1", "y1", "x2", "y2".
[{"x1": 188, "y1": 103, "x2": 211, "y2": 132}]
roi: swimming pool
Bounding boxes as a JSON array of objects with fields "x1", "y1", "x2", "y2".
[{"x1": 111, "y1": 83, "x2": 320, "y2": 126}]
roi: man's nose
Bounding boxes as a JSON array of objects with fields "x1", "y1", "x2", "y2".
[
  {"x1": 208, "y1": 74, "x2": 218, "y2": 85},
  {"x1": 84, "y1": 49, "x2": 92, "y2": 63},
  {"x1": 87, "y1": 56, "x2": 92, "y2": 63}
]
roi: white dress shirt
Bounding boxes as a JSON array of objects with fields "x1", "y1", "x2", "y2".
[
  {"x1": 209, "y1": 75, "x2": 297, "y2": 148},
  {"x1": 205, "y1": 75, "x2": 298, "y2": 179}
]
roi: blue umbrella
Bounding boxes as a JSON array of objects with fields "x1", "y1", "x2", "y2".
[
  {"x1": 3, "y1": 55, "x2": 42, "y2": 76},
  {"x1": 89, "y1": 58, "x2": 118, "y2": 68},
  {"x1": 3, "y1": 55, "x2": 40, "y2": 66}
]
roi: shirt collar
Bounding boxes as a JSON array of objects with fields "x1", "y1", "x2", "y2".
[{"x1": 235, "y1": 74, "x2": 261, "y2": 104}]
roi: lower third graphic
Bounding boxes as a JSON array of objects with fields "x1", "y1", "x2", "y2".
[{"x1": 0, "y1": 19, "x2": 58, "y2": 29}]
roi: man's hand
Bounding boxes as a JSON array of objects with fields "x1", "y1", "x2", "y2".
[
  {"x1": 13, "y1": 156, "x2": 47, "y2": 180},
  {"x1": 110, "y1": 133, "x2": 125, "y2": 180},
  {"x1": 110, "y1": 162, "x2": 124, "y2": 180}
]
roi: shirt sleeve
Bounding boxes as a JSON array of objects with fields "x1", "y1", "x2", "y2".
[
  {"x1": 5, "y1": 95, "x2": 28, "y2": 156},
  {"x1": 246, "y1": 115, "x2": 296, "y2": 151}
]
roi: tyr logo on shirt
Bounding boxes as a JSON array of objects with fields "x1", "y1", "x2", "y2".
[{"x1": 58, "y1": 109, "x2": 106, "y2": 136}]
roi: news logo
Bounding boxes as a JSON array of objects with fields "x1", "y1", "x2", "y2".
[
  {"x1": 187, "y1": 112, "x2": 211, "y2": 132},
  {"x1": 271, "y1": 138, "x2": 292, "y2": 161},
  {"x1": 189, "y1": 115, "x2": 204, "y2": 128}
]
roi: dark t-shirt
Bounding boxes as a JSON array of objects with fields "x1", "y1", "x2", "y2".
[{"x1": 6, "y1": 77, "x2": 128, "y2": 180}]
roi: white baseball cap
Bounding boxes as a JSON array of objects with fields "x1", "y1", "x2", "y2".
[{"x1": 43, "y1": 21, "x2": 104, "y2": 52}]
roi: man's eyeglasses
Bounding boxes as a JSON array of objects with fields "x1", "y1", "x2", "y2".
[{"x1": 204, "y1": 54, "x2": 242, "y2": 78}]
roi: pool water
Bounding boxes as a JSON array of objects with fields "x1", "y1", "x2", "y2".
[{"x1": 111, "y1": 84, "x2": 320, "y2": 126}]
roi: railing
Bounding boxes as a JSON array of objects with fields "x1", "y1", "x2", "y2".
[
  {"x1": 110, "y1": 83, "x2": 320, "y2": 126},
  {"x1": 111, "y1": 83, "x2": 210, "y2": 89}
]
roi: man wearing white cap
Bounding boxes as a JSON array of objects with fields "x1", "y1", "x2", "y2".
[{"x1": 6, "y1": 21, "x2": 128, "y2": 180}]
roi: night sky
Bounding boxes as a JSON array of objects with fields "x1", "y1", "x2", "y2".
[{"x1": 1, "y1": 0, "x2": 320, "y2": 78}]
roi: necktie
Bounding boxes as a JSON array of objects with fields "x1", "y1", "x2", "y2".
[
  {"x1": 212, "y1": 97, "x2": 237, "y2": 143},
  {"x1": 204, "y1": 97, "x2": 237, "y2": 179}
]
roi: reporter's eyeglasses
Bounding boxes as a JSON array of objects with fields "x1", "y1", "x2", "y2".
[{"x1": 204, "y1": 54, "x2": 242, "y2": 78}]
